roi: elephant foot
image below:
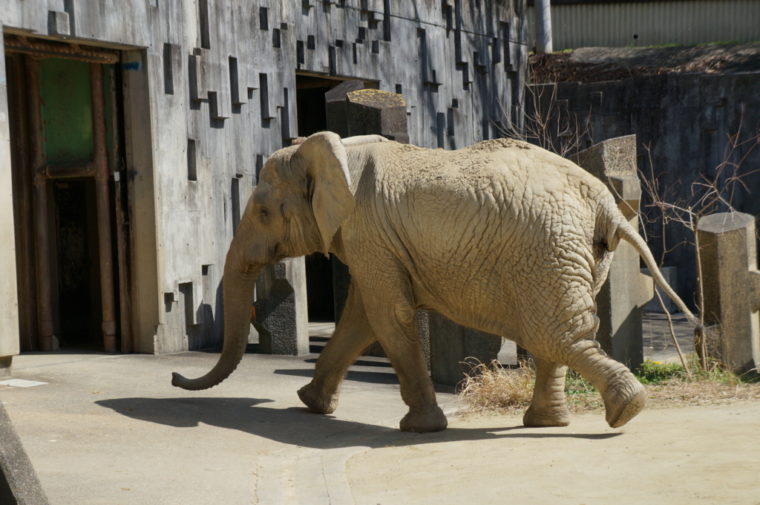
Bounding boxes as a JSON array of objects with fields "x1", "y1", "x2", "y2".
[
  {"x1": 399, "y1": 405, "x2": 448, "y2": 433},
  {"x1": 297, "y1": 382, "x2": 337, "y2": 414},
  {"x1": 602, "y1": 375, "x2": 647, "y2": 428},
  {"x1": 523, "y1": 405, "x2": 570, "y2": 427}
]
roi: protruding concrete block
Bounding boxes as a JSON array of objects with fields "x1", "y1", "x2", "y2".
[
  {"x1": 47, "y1": 11, "x2": 70, "y2": 37},
  {"x1": 345, "y1": 89, "x2": 409, "y2": 143},
  {"x1": 253, "y1": 258, "x2": 309, "y2": 355},
  {"x1": 429, "y1": 312, "x2": 503, "y2": 386},
  {"x1": 697, "y1": 212, "x2": 760, "y2": 374},
  {"x1": 325, "y1": 80, "x2": 364, "y2": 137},
  {"x1": 0, "y1": 403, "x2": 50, "y2": 505},
  {"x1": 574, "y1": 135, "x2": 652, "y2": 369}
]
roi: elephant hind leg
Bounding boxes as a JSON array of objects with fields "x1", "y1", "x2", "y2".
[
  {"x1": 523, "y1": 357, "x2": 570, "y2": 427},
  {"x1": 560, "y1": 311, "x2": 646, "y2": 428}
]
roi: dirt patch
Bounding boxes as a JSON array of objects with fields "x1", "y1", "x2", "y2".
[{"x1": 530, "y1": 43, "x2": 760, "y2": 83}]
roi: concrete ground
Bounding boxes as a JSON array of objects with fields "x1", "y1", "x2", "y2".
[{"x1": 2, "y1": 319, "x2": 758, "y2": 505}]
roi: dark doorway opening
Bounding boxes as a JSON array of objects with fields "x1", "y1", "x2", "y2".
[{"x1": 53, "y1": 179, "x2": 102, "y2": 348}]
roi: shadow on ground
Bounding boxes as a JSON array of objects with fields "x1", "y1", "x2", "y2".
[{"x1": 96, "y1": 397, "x2": 621, "y2": 449}]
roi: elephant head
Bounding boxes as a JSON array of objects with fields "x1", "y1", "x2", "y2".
[{"x1": 172, "y1": 131, "x2": 354, "y2": 390}]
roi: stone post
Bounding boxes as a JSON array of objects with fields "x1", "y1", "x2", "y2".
[
  {"x1": 534, "y1": 0, "x2": 553, "y2": 54},
  {"x1": 252, "y1": 258, "x2": 309, "y2": 355},
  {"x1": 696, "y1": 212, "x2": 760, "y2": 374},
  {"x1": 573, "y1": 135, "x2": 653, "y2": 369},
  {"x1": 429, "y1": 314, "x2": 504, "y2": 386}
]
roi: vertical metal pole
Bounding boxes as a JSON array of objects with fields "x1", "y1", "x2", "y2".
[
  {"x1": 8, "y1": 55, "x2": 37, "y2": 351},
  {"x1": 91, "y1": 64, "x2": 117, "y2": 352},
  {"x1": 535, "y1": 0, "x2": 553, "y2": 54},
  {"x1": 27, "y1": 60, "x2": 56, "y2": 351}
]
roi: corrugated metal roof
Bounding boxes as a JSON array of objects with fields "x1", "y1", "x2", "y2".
[{"x1": 527, "y1": 0, "x2": 760, "y2": 49}]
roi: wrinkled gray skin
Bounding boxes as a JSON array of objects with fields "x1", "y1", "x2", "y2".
[{"x1": 172, "y1": 131, "x2": 695, "y2": 433}]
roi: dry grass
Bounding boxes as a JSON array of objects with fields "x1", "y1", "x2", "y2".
[
  {"x1": 458, "y1": 359, "x2": 760, "y2": 415},
  {"x1": 457, "y1": 359, "x2": 535, "y2": 413}
]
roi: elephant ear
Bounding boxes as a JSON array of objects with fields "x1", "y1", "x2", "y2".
[{"x1": 295, "y1": 131, "x2": 354, "y2": 255}]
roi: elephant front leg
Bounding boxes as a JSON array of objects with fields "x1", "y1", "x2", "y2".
[
  {"x1": 298, "y1": 283, "x2": 376, "y2": 414},
  {"x1": 356, "y1": 274, "x2": 447, "y2": 433},
  {"x1": 523, "y1": 357, "x2": 571, "y2": 427}
]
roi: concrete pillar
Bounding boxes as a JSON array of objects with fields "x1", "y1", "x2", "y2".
[
  {"x1": 344, "y1": 89, "x2": 409, "y2": 144},
  {"x1": 253, "y1": 258, "x2": 309, "y2": 355},
  {"x1": 429, "y1": 313, "x2": 503, "y2": 386},
  {"x1": 0, "y1": 35, "x2": 21, "y2": 368},
  {"x1": 573, "y1": 135, "x2": 653, "y2": 369},
  {"x1": 697, "y1": 212, "x2": 760, "y2": 374},
  {"x1": 535, "y1": 0, "x2": 553, "y2": 54}
]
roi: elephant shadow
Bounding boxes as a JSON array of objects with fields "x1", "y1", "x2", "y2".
[{"x1": 95, "y1": 396, "x2": 622, "y2": 450}]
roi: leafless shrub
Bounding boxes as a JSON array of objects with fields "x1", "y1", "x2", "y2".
[
  {"x1": 639, "y1": 113, "x2": 760, "y2": 370},
  {"x1": 494, "y1": 83, "x2": 594, "y2": 159}
]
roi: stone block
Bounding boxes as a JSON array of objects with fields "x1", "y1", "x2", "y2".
[
  {"x1": 345, "y1": 89, "x2": 408, "y2": 142},
  {"x1": 429, "y1": 312, "x2": 503, "y2": 386},
  {"x1": 253, "y1": 258, "x2": 309, "y2": 355},
  {"x1": 0, "y1": 403, "x2": 49, "y2": 505},
  {"x1": 47, "y1": 10, "x2": 70, "y2": 37},
  {"x1": 574, "y1": 135, "x2": 652, "y2": 369},
  {"x1": 697, "y1": 212, "x2": 760, "y2": 374},
  {"x1": 325, "y1": 80, "x2": 364, "y2": 137}
]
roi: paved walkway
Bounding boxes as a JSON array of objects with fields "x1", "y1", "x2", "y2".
[{"x1": 3, "y1": 314, "x2": 753, "y2": 505}]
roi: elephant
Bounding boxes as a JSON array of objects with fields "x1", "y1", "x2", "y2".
[{"x1": 172, "y1": 131, "x2": 695, "y2": 433}]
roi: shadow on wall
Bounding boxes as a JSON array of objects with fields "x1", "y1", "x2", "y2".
[{"x1": 95, "y1": 396, "x2": 621, "y2": 450}]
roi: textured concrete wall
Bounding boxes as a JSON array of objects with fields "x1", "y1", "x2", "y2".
[
  {"x1": 547, "y1": 72, "x2": 760, "y2": 305},
  {"x1": 1, "y1": 1, "x2": 527, "y2": 353},
  {"x1": 0, "y1": 37, "x2": 21, "y2": 359}
]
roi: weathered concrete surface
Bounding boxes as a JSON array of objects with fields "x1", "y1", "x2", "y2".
[
  {"x1": 0, "y1": 402, "x2": 49, "y2": 505},
  {"x1": 697, "y1": 212, "x2": 760, "y2": 374},
  {"x1": 347, "y1": 403, "x2": 760, "y2": 505},
  {"x1": 429, "y1": 313, "x2": 504, "y2": 386},
  {"x1": 254, "y1": 258, "x2": 309, "y2": 356},
  {"x1": 3, "y1": 350, "x2": 759, "y2": 505},
  {"x1": 0, "y1": 36, "x2": 21, "y2": 362}
]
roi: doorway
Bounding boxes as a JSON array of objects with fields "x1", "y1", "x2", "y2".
[{"x1": 5, "y1": 36, "x2": 131, "y2": 352}]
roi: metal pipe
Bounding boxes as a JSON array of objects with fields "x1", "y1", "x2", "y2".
[
  {"x1": 90, "y1": 64, "x2": 117, "y2": 353},
  {"x1": 535, "y1": 0, "x2": 553, "y2": 54},
  {"x1": 8, "y1": 55, "x2": 37, "y2": 350},
  {"x1": 27, "y1": 60, "x2": 56, "y2": 351}
]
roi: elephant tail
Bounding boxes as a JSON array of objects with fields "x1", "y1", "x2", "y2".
[{"x1": 612, "y1": 218, "x2": 699, "y2": 325}]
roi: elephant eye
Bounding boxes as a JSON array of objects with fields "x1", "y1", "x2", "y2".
[{"x1": 260, "y1": 207, "x2": 269, "y2": 219}]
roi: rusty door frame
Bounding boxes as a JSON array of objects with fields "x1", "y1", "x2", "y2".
[{"x1": 5, "y1": 35, "x2": 133, "y2": 353}]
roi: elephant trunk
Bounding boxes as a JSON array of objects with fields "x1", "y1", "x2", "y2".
[{"x1": 171, "y1": 253, "x2": 261, "y2": 391}]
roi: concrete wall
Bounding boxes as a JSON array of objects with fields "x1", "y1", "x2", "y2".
[
  {"x1": 0, "y1": 0, "x2": 528, "y2": 354},
  {"x1": 0, "y1": 43, "x2": 20, "y2": 359},
  {"x1": 526, "y1": 0, "x2": 760, "y2": 50},
  {"x1": 546, "y1": 72, "x2": 760, "y2": 306}
]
